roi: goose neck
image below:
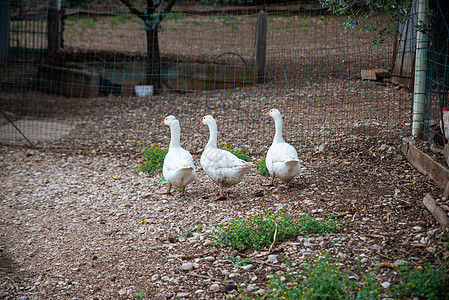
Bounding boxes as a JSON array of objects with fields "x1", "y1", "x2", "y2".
[
  {"x1": 169, "y1": 121, "x2": 181, "y2": 149},
  {"x1": 206, "y1": 122, "x2": 218, "y2": 148},
  {"x1": 273, "y1": 116, "x2": 285, "y2": 144}
]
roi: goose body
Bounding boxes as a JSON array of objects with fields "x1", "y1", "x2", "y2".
[
  {"x1": 200, "y1": 115, "x2": 252, "y2": 200},
  {"x1": 265, "y1": 109, "x2": 301, "y2": 186},
  {"x1": 159, "y1": 115, "x2": 196, "y2": 196}
]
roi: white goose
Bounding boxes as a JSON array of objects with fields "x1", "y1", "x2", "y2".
[
  {"x1": 159, "y1": 115, "x2": 196, "y2": 196},
  {"x1": 200, "y1": 115, "x2": 253, "y2": 200},
  {"x1": 264, "y1": 109, "x2": 301, "y2": 186}
]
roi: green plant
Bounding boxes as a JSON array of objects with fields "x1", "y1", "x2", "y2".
[
  {"x1": 134, "y1": 145, "x2": 167, "y2": 177},
  {"x1": 133, "y1": 289, "x2": 148, "y2": 299},
  {"x1": 263, "y1": 253, "x2": 381, "y2": 299},
  {"x1": 195, "y1": 225, "x2": 203, "y2": 231},
  {"x1": 236, "y1": 258, "x2": 254, "y2": 266},
  {"x1": 242, "y1": 199, "x2": 249, "y2": 204},
  {"x1": 257, "y1": 159, "x2": 270, "y2": 177},
  {"x1": 220, "y1": 143, "x2": 251, "y2": 162},
  {"x1": 163, "y1": 13, "x2": 185, "y2": 21},
  {"x1": 213, "y1": 209, "x2": 342, "y2": 250},
  {"x1": 183, "y1": 230, "x2": 193, "y2": 237},
  {"x1": 391, "y1": 262, "x2": 449, "y2": 300},
  {"x1": 299, "y1": 214, "x2": 342, "y2": 235},
  {"x1": 82, "y1": 18, "x2": 97, "y2": 27}
]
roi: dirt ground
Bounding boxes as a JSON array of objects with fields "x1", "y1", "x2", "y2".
[
  {"x1": 2, "y1": 3, "x2": 449, "y2": 299},
  {"x1": 1, "y1": 137, "x2": 449, "y2": 299}
]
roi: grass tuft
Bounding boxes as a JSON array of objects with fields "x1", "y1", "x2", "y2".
[
  {"x1": 134, "y1": 145, "x2": 167, "y2": 177},
  {"x1": 220, "y1": 143, "x2": 251, "y2": 162},
  {"x1": 213, "y1": 209, "x2": 343, "y2": 250},
  {"x1": 391, "y1": 262, "x2": 449, "y2": 299},
  {"x1": 256, "y1": 158, "x2": 270, "y2": 177}
]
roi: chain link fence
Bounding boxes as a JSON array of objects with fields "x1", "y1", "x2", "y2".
[{"x1": 0, "y1": 0, "x2": 413, "y2": 156}]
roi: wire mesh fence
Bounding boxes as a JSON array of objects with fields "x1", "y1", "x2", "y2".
[
  {"x1": 0, "y1": 0, "x2": 414, "y2": 156},
  {"x1": 423, "y1": 0, "x2": 449, "y2": 148}
]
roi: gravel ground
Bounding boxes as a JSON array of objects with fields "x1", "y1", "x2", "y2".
[
  {"x1": 1, "y1": 140, "x2": 448, "y2": 299},
  {"x1": 2, "y1": 4, "x2": 449, "y2": 299}
]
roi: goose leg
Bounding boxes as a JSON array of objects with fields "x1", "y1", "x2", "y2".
[
  {"x1": 179, "y1": 187, "x2": 186, "y2": 197},
  {"x1": 158, "y1": 182, "x2": 172, "y2": 195},
  {"x1": 214, "y1": 185, "x2": 227, "y2": 201},
  {"x1": 262, "y1": 173, "x2": 275, "y2": 187}
]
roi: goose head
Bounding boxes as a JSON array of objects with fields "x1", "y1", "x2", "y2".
[
  {"x1": 200, "y1": 115, "x2": 216, "y2": 127},
  {"x1": 265, "y1": 108, "x2": 282, "y2": 119},
  {"x1": 160, "y1": 115, "x2": 177, "y2": 126}
]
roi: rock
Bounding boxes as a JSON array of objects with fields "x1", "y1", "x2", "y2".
[
  {"x1": 209, "y1": 283, "x2": 221, "y2": 293},
  {"x1": 151, "y1": 274, "x2": 159, "y2": 281},
  {"x1": 176, "y1": 292, "x2": 189, "y2": 298},
  {"x1": 413, "y1": 226, "x2": 422, "y2": 232},
  {"x1": 240, "y1": 264, "x2": 253, "y2": 271},
  {"x1": 247, "y1": 284, "x2": 256, "y2": 292},
  {"x1": 381, "y1": 282, "x2": 391, "y2": 289},
  {"x1": 229, "y1": 273, "x2": 240, "y2": 278},
  {"x1": 180, "y1": 262, "x2": 193, "y2": 271},
  {"x1": 379, "y1": 144, "x2": 389, "y2": 151},
  {"x1": 267, "y1": 255, "x2": 278, "y2": 263},
  {"x1": 195, "y1": 290, "x2": 204, "y2": 294},
  {"x1": 204, "y1": 256, "x2": 215, "y2": 262},
  {"x1": 318, "y1": 143, "x2": 328, "y2": 152}
]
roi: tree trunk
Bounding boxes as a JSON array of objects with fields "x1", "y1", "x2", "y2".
[{"x1": 146, "y1": 27, "x2": 161, "y2": 94}]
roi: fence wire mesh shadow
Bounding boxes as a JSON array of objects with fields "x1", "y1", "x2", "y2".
[{"x1": 1, "y1": 1, "x2": 414, "y2": 156}]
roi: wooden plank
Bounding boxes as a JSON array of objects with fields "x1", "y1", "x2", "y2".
[
  {"x1": 423, "y1": 194, "x2": 449, "y2": 228},
  {"x1": 38, "y1": 65, "x2": 99, "y2": 98},
  {"x1": 402, "y1": 137, "x2": 449, "y2": 189},
  {"x1": 361, "y1": 69, "x2": 377, "y2": 81}
]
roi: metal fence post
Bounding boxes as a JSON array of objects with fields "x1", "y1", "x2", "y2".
[
  {"x1": 47, "y1": 0, "x2": 61, "y2": 57},
  {"x1": 256, "y1": 10, "x2": 267, "y2": 83}
]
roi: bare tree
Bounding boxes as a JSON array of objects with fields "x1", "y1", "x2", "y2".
[{"x1": 120, "y1": 0, "x2": 177, "y2": 94}]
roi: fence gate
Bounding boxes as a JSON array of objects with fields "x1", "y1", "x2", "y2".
[{"x1": 8, "y1": 1, "x2": 48, "y2": 61}]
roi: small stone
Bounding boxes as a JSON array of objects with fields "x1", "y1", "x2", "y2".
[
  {"x1": 195, "y1": 290, "x2": 204, "y2": 294},
  {"x1": 247, "y1": 284, "x2": 256, "y2": 292},
  {"x1": 361, "y1": 258, "x2": 368, "y2": 263},
  {"x1": 240, "y1": 264, "x2": 253, "y2": 271},
  {"x1": 204, "y1": 256, "x2": 215, "y2": 262},
  {"x1": 394, "y1": 259, "x2": 407, "y2": 266},
  {"x1": 318, "y1": 143, "x2": 328, "y2": 152},
  {"x1": 180, "y1": 262, "x2": 193, "y2": 271},
  {"x1": 229, "y1": 273, "x2": 240, "y2": 278},
  {"x1": 176, "y1": 292, "x2": 189, "y2": 298},
  {"x1": 209, "y1": 283, "x2": 221, "y2": 292},
  {"x1": 151, "y1": 274, "x2": 159, "y2": 281},
  {"x1": 267, "y1": 255, "x2": 278, "y2": 263},
  {"x1": 379, "y1": 144, "x2": 389, "y2": 151},
  {"x1": 381, "y1": 282, "x2": 391, "y2": 289},
  {"x1": 413, "y1": 226, "x2": 422, "y2": 232}
]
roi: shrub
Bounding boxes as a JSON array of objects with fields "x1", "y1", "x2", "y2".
[
  {"x1": 257, "y1": 158, "x2": 270, "y2": 177},
  {"x1": 220, "y1": 143, "x2": 251, "y2": 162},
  {"x1": 213, "y1": 209, "x2": 343, "y2": 250},
  {"x1": 134, "y1": 145, "x2": 167, "y2": 177}
]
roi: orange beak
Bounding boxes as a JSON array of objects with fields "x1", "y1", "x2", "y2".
[
  {"x1": 265, "y1": 111, "x2": 270, "y2": 116},
  {"x1": 160, "y1": 120, "x2": 165, "y2": 126},
  {"x1": 200, "y1": 120, "x2": 204, "y2": 126}
]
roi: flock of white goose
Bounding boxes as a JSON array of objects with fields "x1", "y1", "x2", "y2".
[{"x1": 158, "y1": 109, "x2": 301, "y2": 200}]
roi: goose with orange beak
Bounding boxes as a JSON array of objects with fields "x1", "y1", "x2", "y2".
[
  {"x1": 264, "y1": 109, "x2": 301, "y2": 187},
  {"x1": 158, "y1": 115, "x2": 196, "y2": 196},
  {"x1": 200, "y1": 115, "x2": 253, "y2": 200}
]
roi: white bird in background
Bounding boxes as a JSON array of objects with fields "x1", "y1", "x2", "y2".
[
  {"x1": 200, "y1": 115, "x2": 253, "y2": 200},
  {"x1": 159, "y1": 115, "x2": 196, "y2": 196},
  {"x1": 264, "y1": 108, "x2": 301, "y2": 187}
]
